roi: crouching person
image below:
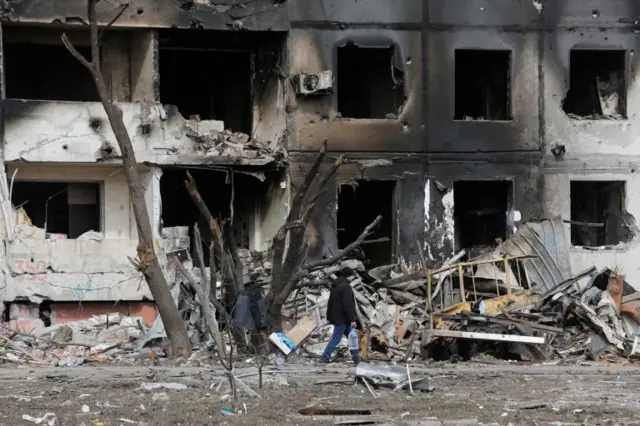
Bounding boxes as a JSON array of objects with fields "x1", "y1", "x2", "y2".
[{"x1": 320, "y1": 267, "x2": 361, "y2": 364}]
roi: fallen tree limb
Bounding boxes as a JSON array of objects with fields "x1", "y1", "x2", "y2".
[
  {"x1": 301, "y1": 215, "x2": 383, "y2": 272},
  {"x1": 173, "y1": 254, "x2": 231, "y2": 325},
  {"x1": 279, "y1": 215, "x2": 383, "y2": 304},
  {"x1": 184, "y1": 171, "x2": 237, "y2": 293}
]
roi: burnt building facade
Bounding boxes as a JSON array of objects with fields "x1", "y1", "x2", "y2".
[
  {"x1": 0, "y1": 0, "x2": 640, "y2": 327},
  {"x1": 288, "y1": 0, "x2": 640, "y2": 285}
]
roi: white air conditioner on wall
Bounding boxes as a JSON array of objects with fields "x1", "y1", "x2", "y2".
[{"x1": 293, "y1": 70, "x2": 333, "y2": 96}]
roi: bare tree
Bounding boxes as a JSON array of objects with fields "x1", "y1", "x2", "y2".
[
  {"x1": 266, "y1": 142, "x2": 382, "y2": 331},
  {"x1": 61, "y1": 0, "x2": 191, "y2": 356},
  {"x1": 174, "y1": 224, "x2": 262, "y2": 409},
  {"x1": 184, "y1": 172, "x2": 250, "y2": 351}
]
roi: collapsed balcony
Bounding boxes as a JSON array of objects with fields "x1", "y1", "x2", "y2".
[
  {"x1": 2, "y1": 27, "x2": 286, "y2": 167},
  {"x1": 3, "y1": 101, "x2": 285, "y2": 166}
]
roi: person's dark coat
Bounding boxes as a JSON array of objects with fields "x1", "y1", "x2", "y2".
[
  {"x1": 233, "y1": 281, "x2": 269, "y2": 331},
  {"x1": 326, "y1": 276, "x2": 357, "y2": 326}
]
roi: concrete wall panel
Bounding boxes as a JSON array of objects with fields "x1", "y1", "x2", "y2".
[
  {"x1": 429, "y1": 0, "x2": 542, "y2": 28},
  {"x1": 543, "y1": 31, "x2": 640, "y2": 156},
  {"x1": 2, "y1": 100, "x2": 280, "y2": 166},
  {"x1": 286, "y1": 29, "x2": 423, "y2": 152},
  {"x1": 542, "y1": 171, "x2": 640, "y2": 286},
  {"x1": 5, "y1": 0, "x2": 288, "y2": 31},
  {"x1": 428, "y1": 30, "x2": 540, "y2": 152},
  {"x1": 543, "y1": 0, "x2": 640, "y2": 28},
  {"x1": 288, "y1": 0, "x2": 422, "y2": 24}
]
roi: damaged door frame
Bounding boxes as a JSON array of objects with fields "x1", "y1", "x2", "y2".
[
  {"x1": 452, "y1": 178, "x2": 516, "y2": 253},
  {"x1": 336, "y1": 177, "x2": 399, "y2": 266}
]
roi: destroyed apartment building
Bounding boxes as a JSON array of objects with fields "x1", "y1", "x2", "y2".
[{"x1": 0, "y1": 0, "x2": 640, "y2": 349}]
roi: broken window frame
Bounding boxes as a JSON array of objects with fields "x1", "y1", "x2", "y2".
[
  {"x1": 452, "y1": 180, "x2": 514, "y2": 253},
  {"x1": 336, "y1": 41, "x2": 407, "y2": 120},
  {"x1": 563, "y1": 48, "x2": 628, "y2": 120},
  {"x1": 11, "y1": 180, "x2": 105, "y2": 239},
  {"x1": 453, "y1": 49, "x2": 513, "y2": 122},
  {"x1": 569, "y1": 180, "x2": 628, "y2": 248},
  {"x1": 158, "y1": 45, "x2": 255, "y2": 133},
  {"x1": 336, "y1": 179, "x2": 397, "y2": 267}
]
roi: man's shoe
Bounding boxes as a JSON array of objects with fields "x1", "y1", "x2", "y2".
[{"x1": 318, "y1": 357, "x2": 331, "y2": 364}]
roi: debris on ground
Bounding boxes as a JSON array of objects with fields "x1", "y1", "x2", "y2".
[
  {"x1": 4, "y1": 216, "x2": 640, "y2": 369},
  {"x1": 277, "y1": 217, "x2": 640, "y2": 367},
  {"x1": 354, "y1": 362, "x2": 434, "y2": 396},
  {"x1": 417, "y1": 218, "x2": 640, "y2": 365},
  {"x1": 21, "y1": 412, "x2": 57, "y2": 425}
]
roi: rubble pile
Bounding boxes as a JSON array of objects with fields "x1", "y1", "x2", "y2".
[
  {"x1": 0, "y1": 313, "x2": 150, "y2": 367},
  {"x1": 283, "y1": 218, "x2": 640, "y2": 366},
  {"x1": 5, "y1": 215, "x2": 640, "y2": 368},
  {"x1": 423, "y1": 266, "x2": 640, "y2": 363},
  {"x1": 282, "y1": 259, "x2": 431, "y2": 360},
  {"x1": 416, "y1": 218, "x2": 640, "y2": 364},
  {"x1": 184, "y1": 119, "x2": 285, "y2": 163}
]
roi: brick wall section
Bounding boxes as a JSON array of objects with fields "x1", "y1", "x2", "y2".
[{"x1": 7, "y1": 301, "x2": 157, "y2": 334}]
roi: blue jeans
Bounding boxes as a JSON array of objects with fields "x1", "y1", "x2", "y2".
[{"x1": 321, "y1": 324, "x2": 361, "y2": 362}]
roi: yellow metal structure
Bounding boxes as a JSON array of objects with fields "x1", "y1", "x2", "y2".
[{"x1": 433, "y1": 290, "x2": 538, "y2": 329}]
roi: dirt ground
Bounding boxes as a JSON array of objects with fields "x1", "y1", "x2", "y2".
[{"x1": 2, "y1": 362, "x2": 640, "y2": 426}]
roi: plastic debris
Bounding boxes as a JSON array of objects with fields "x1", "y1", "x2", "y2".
[
  {"x1": 21, "y1": 413, "x2": 57, "y2": 425},
  {"x1": 140, "y1": 382, "x2": 187, "y2": 390},
  {"x1": 151, "y1": 392, "x2": 169, "y2": 402}
]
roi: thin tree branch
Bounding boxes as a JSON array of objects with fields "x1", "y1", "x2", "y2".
[
  {"x1": 184, "y1": 171, "x2": 238, "y2": 292},
  {"x1": 208, "y1": 241, "x2": 216, "y2": 302},
  {"x1": 303, "y1": 215, "x2": 383, "y2": 271},
  {"x1": 174, "y1": 257, "x2": 231, "y2": 324},
  {"x1": 271, "y1": 142, "x2": 330, "y2": 280},
  {"x1": 88, "y1": 0, "x2": 100, "y2": 70},
  {"x1": 311, "y1": 155, "x2": 344, "y2": 201},
  {"x1": 61, "y1": 34, "x2": 93, "y2": 71},
  {"x1": 278, "y1": 215, "x2": 383, "y2": 303}
]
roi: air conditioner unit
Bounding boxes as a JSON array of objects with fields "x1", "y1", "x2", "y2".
[{"x1": 293, "y1": 70, "x2": 333, "y2": 96}]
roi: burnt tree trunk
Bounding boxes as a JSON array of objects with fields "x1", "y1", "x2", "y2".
[
  {"x1": 266, "y1": 142, "x2": 343, "y2": 331},
  {"x1": 266, "y1": 143, "x2": 383, "y2": 331},
  {"x1": 62, "y1": 0, "x2": 191, "y2": 357}
]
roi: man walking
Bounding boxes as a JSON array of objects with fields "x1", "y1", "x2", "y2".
[{"x1": 320, "y1": 267, "x2": 362, "y2": 364}]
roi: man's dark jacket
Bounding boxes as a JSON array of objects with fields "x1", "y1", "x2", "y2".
[
  {"x1": 233, "y1": 281, "x2": 269, "y2": 331},
  {"x1": 326, "y1": 276, "x2": 357, "y2": 326}
]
